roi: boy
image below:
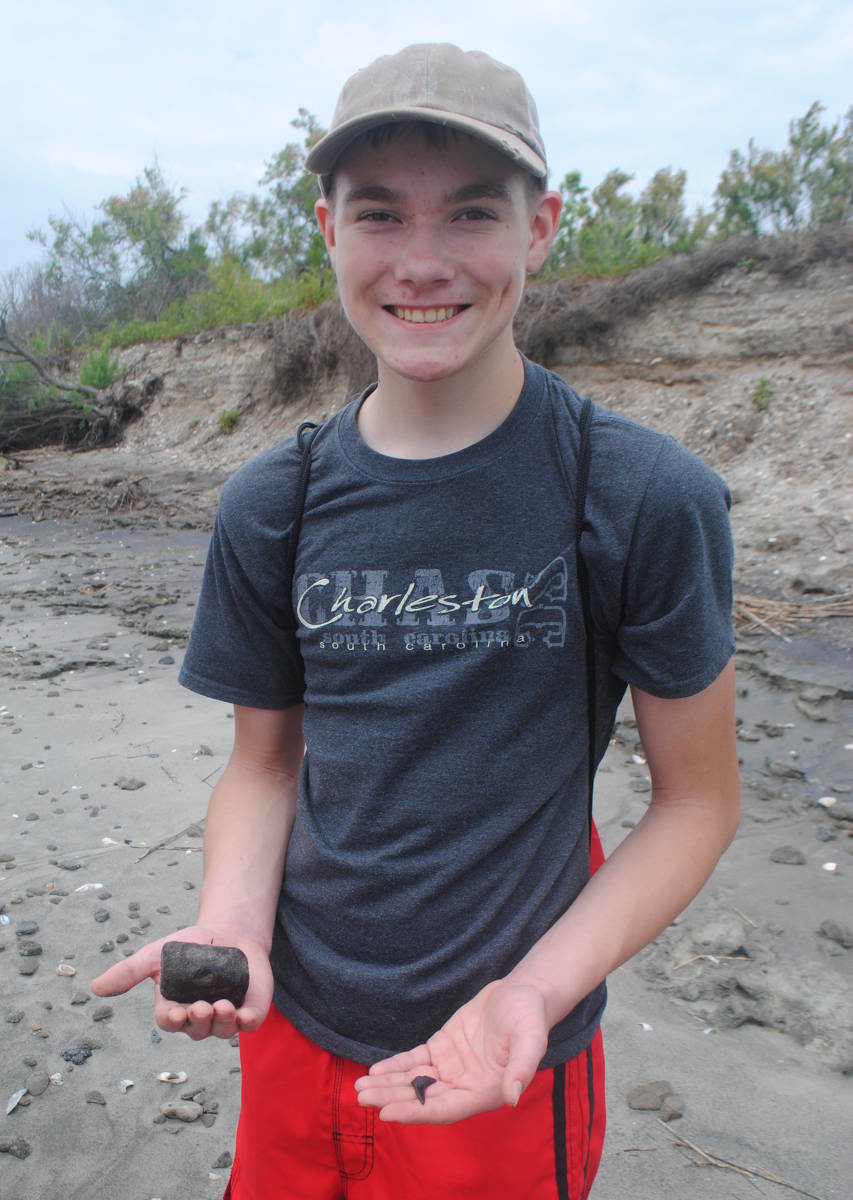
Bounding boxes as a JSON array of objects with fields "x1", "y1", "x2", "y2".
[{"x1": 93, "y1": 43, "x2": 739, "y2": 1199}]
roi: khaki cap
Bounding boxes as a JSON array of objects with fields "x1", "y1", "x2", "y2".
[{"x1": 305, "y1": 43, "x2": 547, "y2": 183}]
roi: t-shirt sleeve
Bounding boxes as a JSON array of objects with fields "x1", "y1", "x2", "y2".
[
  {"x1": 178, "y1": 444, "x2": 306, "y2": 709},
  {"x1": 610, "y1": 436, "x2": 735, "y2": 698}
]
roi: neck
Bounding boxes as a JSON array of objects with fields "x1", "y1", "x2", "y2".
[{"x1": 357, "y1": 342, "x2": 525, "y2": 460}]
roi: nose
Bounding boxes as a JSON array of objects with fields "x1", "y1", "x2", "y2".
[{"x1": 392, "y1": 223, "x2": 454, "y2": 287}]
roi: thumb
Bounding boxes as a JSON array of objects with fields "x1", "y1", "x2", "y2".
[{"x1": 501, "y1": 1026, "x2": 548, "y2": 1109}]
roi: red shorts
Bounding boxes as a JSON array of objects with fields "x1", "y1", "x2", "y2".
[{"x1": 225, "y1": 825, "x2": 606, "y2": 1200}]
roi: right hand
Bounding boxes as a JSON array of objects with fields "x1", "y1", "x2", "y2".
[{"x1": 90, "y1": 925, "x2": 273, "y2": 1041}]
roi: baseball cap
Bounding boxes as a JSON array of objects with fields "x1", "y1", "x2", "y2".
[{"x1": 305, "y1": 43, "x2": 547, "y2": 187}]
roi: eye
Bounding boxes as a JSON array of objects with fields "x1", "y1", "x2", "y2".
[
  {"x1": 356, "y1": 209, "x2": 400, "y2": 224},
  {"x1": 453, "y1": 207, "x2": 497, "y2": 222}
]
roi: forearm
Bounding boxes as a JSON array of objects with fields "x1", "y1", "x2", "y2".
[
  {"x1": 507, "y1": 788, "x2": 739, "y2": 1028},
  {"x1": 196, "y1": 757, "x2": 298, "y2": 953}
]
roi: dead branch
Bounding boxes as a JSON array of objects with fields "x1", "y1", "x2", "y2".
[
  {"x1": 659, "y1": 1120, "x2": 827, "y2": 1199},
  {"x1": 0, "y1": 311, "x2": 102, "y2": 406}
]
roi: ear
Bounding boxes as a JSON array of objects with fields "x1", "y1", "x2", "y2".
[
  {"x1": 526, "y1": 191, "x2": 562, "y2": 274},
  {"x1": 315, "y1": 196, "x2": 337, "y2": 267}
]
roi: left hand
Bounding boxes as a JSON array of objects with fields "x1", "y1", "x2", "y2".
[{"x1": 354, "y1": 980, "x2": 549, "y2": 1124}]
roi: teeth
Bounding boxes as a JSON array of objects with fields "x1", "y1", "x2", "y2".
[{"x1": 392, "y1": 306, "x2": 461, "y2": 323}]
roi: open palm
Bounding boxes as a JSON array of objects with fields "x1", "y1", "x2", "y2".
[{"x1": 354, "y1": 980, "x2": 549, "y2": 1124}]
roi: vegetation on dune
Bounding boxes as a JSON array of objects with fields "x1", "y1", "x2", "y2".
[{"x1": 0, "y1": 100, "x2": 850, "y2": 449}]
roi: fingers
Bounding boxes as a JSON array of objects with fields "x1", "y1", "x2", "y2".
[
  {"x1": 355, "y1": 1069, "x2": 484, "y2": 1125},
  {"x1": 366, "y1": 1044, "x2": 431, "y2": 1076},
  {"x1": 90, "y1": 941, "x2": 163, "y2": 997}
]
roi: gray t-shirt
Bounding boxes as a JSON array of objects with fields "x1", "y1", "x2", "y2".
[{"x1": 179, "y1": 358, "x2": 734, "y2": 1066}]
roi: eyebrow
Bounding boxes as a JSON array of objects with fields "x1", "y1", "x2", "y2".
[{"x1": 341, "y1": 181, "x2": 514, "y2": 205}]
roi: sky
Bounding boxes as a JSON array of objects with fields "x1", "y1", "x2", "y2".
[{"x1": 1, "y1": 0, "x2": 850, "y2": 276}]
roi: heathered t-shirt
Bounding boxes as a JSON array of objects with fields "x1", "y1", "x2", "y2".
[{"x1": 179, "y1": 358, "x2": 735, "y2": 1067}]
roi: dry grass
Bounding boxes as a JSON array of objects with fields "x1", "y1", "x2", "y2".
[{"x1": 733, "y1": 592, "x2": 853, "y2": 639}]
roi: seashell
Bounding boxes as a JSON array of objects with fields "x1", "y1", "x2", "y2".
[
  {"x1": 119, "y1": 1079, "x2": 134, "y2": 1093},
  {"x1": 56, "y1": 963, "x2": 76, "y2": 976},
  {"x1": 822, "y1": 862, "x2": 838, "y2": 872},
  {"x1": 6, "y1": 1089, "x2": 27, "y2": 1115},
  {"x1": 817, "y1": 796, "x2": 837, "y2": 808},
  {"x1": 157, "y1": 1071, "x2": 188, "y2": 1084}
]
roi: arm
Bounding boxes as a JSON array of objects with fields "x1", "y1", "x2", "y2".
[
  {"x1": 91, "y1": 703, "x2": 304, "y2": 1040},
  {"x1": 356, "y1": 660, "x2": 740, "y2": 1122}
]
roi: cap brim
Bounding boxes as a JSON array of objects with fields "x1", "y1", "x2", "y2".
[{"x1": 305, "y1": 106, "x2": 547, "y2": 180}]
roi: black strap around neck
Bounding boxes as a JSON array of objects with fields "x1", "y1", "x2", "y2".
[{"x1": 573, "y1": 396, "x2": 597, "y2": 838}]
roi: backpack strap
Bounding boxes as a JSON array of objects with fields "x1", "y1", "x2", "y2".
[
  {"x1": 573, "y1": 395, "x2": 597, "y2": 840},
  {"x1": 283, "y1": 420, "x2": 319, "y2": 640}
]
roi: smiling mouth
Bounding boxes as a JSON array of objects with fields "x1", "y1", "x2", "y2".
[{"x1": 385, "y1": 305, "x2": 469, "y2": 324}]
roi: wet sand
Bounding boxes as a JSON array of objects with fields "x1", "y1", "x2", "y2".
[{"x1": 1, "y1": 515, "x2": 851, "y2": 1200}]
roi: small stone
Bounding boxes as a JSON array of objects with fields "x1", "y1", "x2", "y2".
[
  {"x1": 26, "y1": 1070, "x2": 50, "y2": 1097},
  {"x1": 94, "y1": 909, "x2": 110, "y2": 923},
  {"x1": 71, "y1": 991, "x2": 90, "y2": 1005},
  {"x1": 57, "y1": 859, "x2": 82, "y2": 871},
  {"x1": 15, "y1": 920, "x2": 39, "y2": 936},
  {"x1": 5, "y1": 1011, "x2": 25, "y2": 1024},
  {"x1": 0, "y1": 853, "x2": 15, "y2": 863},
  {"x1": 17, "y1": 940, "x2": 43, "y2": 957},
  {"x1": 151, "y1": 1029, "x2": 162, "y2": 1044},
  {"x1": 152, "y1": 1113, "x2": 167, "y2": 1124},
  {"x1": 0, "y1": 1135, "x2": 32, "y2": 1159},
  {"x1": 92, "y1": 1005, "x2": 113, "y2": 1022},
  {"x1": 25, "y1": 812, "x2": 39, "y2": 822},
  {"x1": 201, "y1": 1112, "x2": 217, "y2": 1127},
  {"x1": 60, "y1": 1046, "x2": 92, "y2": 1066},
  {"x1": 115, "y1": 777, "x2": 146, "y2": 791},
  {"x1": 98, "y1": 890, "x2": 112, "y2": 900},
  {"x1": 660, "y1": 1093, "x2": 685, "y2": 1121},
  {"x1": 156, "y1": 906, "x2": 171, "y2": 915},
  {"x1": 818, "y1": 919, "x2": 853, "y2": 949},
  {"x1": 160, "y1": 1099, "x2": 203, "y2": 1122},
  {"x1": 213, "y1": 1151, "x2": 233, "y2": 1169},
  {"x1": 115, "y1": 933, "x2": 129, "y2": 944},
  {"x1": 770, "y1": 845, "x2": 807, "y2": 865},
  {"x1": 100, "y1": 940, "x2": 115, "y2": 953},
  {"x1": 128, "y1": 901, "x2": 140, "y2": 912},
  {"x1": 627, "y1": 1080, "x2": 673, "y2": 1111},
  {"x1": 766, "y1": 759, "x2": 806, "y2": 780},
  {"x1": 629, "y1": 777, "x2": 651, "y2": 794},
  {"x1": 182, "y1": 880, "x2": 195, "y2": 890},
  {"x1": 159, "y1": 655, "x2": 176, "y2": 665},
  {"x1": 23, "y1": 1057, "x2": 37, "y2": 1069},
  {"x1": 160, "y1": 943, "x2": 249, "y2": 1008},
  {"x1": 18, "y1": 960, "x2": 39, "y2": 976},
  {"x1": 85, "y1": 1090, "x2": 106, "y2": 1105}
]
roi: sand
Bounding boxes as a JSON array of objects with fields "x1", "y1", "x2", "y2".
[{"x1": 1, "y1": 512, "x2": 851, "y2": 1200}]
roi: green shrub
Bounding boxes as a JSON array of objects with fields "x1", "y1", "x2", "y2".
[
  {"x1": 217, "y1": 408, "x2": 239, "y2": 434},
  {"x1": 751, "y1": 377, "x2": 774, "y2": 410},
  {"x1": 80, "y1": 343, "x2": 123, "y2": 389}
]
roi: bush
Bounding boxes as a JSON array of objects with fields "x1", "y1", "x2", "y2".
[
  {"x1": 218, "y1": 408, "x2": 239, "y2": 434},
  {"x1": 79, "y1": 343, "x2": 122, "y2": 389}
]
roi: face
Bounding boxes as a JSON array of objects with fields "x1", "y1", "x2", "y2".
[{"x1": 315, "y1": 131, "x2": 560, "y2": 389}]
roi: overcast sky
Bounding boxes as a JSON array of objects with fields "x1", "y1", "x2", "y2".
[{"x1": 2, "y1": 1, "x2": 850, "y2": 276}]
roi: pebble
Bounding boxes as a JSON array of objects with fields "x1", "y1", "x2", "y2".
[
  {"x1": 98, "y1": 890, "x2": 112, "y2": 900},
  {"x1": 18, "y1": 960, "x2": 39, "y2": 976},
  {"x1": 17, "y1": 940, "x2": 43, "y2": 957},
  {"x1": 0, "y1": 853, "x2": 15, "y2": 862},
  {"x1": 116, "y1": 933, "x2": 129, "y2": 944},
  {"x1": 766, "y1": 758, "x2": 806, "y2": 780},
  {"x1": 213, "y1": 1151, "x2": 233, "y2": 1169},
  {"x1": 159, "y1": 655, "x2": 176, "y2": 665},
  {"x1": 627, "y1": 1080, "x2": 674, "y2": 1110},
  {"x1": 160, "y1": 1100, "x2": 203, "y2": 1122},
  {"x1": 85, "y1": 1090, "x2": 106, "y2": 1105},
  {"x1": 15, "y1": 920, "x2": 39, "y2": 937},
  {"x1": 115, "y1": 777, "x2": 146, "y2": 791},
  {"x1": 6, "y1": 1011, "x2": 25, "y2": 1024},
  {"x1": 0, "y1": 1136, "x2": 32, "y2": 1159},
  {"x1": 57, "y1": 860, "x2": 82, "y2": 871},
  {"x1": 770, "y1": 845, "x2": 807, "y2": 865},
  {"x1": 60, "y1": 1047, "x2": 92, "y2": 1066},
  {"x1": 201, "y1": 1113, "x2": 217, "y2": 1127},
  {"x1": 660, "y1": 1093, "x2": 685, "y2": 1122},
  {"x1": 71, "y1": 991, "x2": 90, "y2": 1005},
  {"x1": 26, "y1": 1070, "x2": 50, "y2": 1097},
  {"x1": 92, "y1": 1005, "x2": 114, "y2": 1022},
  {"x1": 629, "y1": 777, "x2": 651, "y2": 794},
  {"x1": 100, "y1": 940, "x2": 115, "y2": 953},
  {"x1": 94, "y1": 908, "x2": 110, "y2": 923},
  {"x1": 818, "y1": 919, "x2": 853, "y2": 949}
]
